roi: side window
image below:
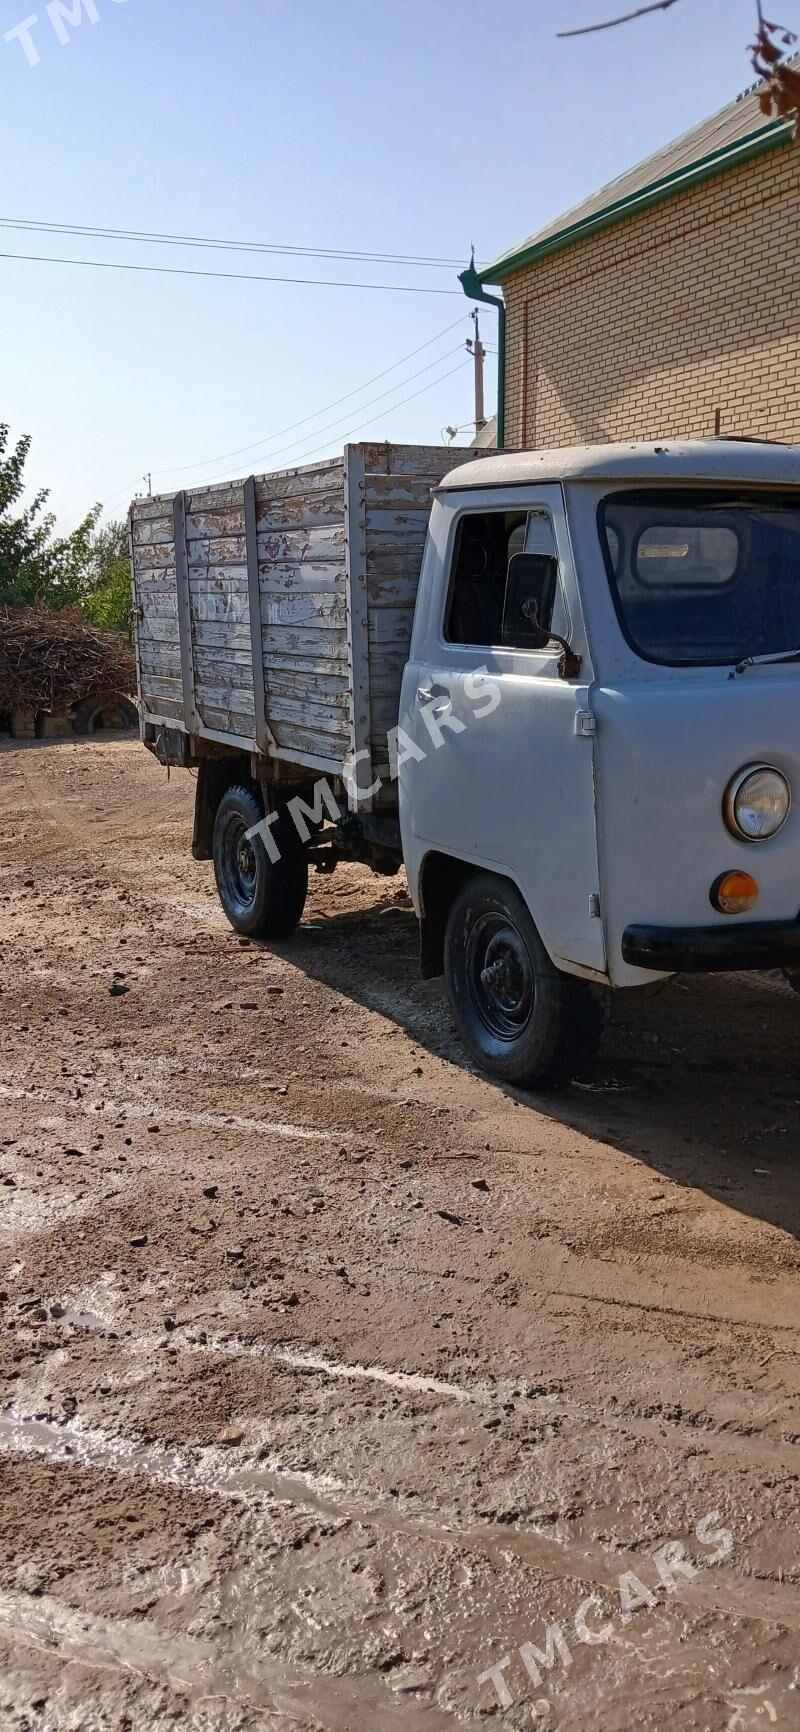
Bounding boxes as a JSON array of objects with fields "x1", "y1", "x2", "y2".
[{"x1": 445, "y1": 509, "x2": 565, "y2": 651}]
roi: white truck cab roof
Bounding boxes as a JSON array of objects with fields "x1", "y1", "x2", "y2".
[{"x1": 440, "y1": 439, "x2": 800, "y2": 491}]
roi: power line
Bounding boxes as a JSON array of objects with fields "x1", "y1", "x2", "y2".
[
  {"x1": 202, "y1": 345, "x2": 466, "y2": 481},
  {"x1": 86, "y1": 317, "x2": 471, "y2": 520},
  {"x1": 94, "y1": 358, "x2": 471, "y2": 523},
  {"x1": 0, "y1": 216, "x2": 472, "y2": 272},
  {"x1": 0, "y1": 249, "x2": 460, "y2": 296},
  {"x1": 153, "y1": 316, "x2": 470, "y2": 479},
  {"x1": 209, "y1": 359, "x2": 472, "y2": 485}
]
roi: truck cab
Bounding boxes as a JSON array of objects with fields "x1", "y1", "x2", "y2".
[{"x1": 398, "y1": 441, "x2": 800, "y2": 1085}]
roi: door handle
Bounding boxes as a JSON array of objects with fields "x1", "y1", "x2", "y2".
[{"x1": 417, "y1": 683, "x2": 450, "y2": 704}]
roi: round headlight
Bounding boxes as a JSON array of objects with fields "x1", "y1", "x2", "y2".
[{"x1": 723, "y1": 764, "x2": 791, "y2": 842}]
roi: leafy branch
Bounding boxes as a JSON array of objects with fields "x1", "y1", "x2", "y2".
[{"x1": 558, "y1": 1, "x2": 800, "y2": 136}]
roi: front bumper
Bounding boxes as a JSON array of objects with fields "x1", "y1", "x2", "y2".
[{"x1": 622, "y1": 918, "x2": 800, "y2": 974}]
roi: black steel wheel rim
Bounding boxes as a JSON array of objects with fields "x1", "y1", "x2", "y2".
[
  {"x1": 221, "y1": 814, "x2": 258, "y2": 913},
  {"x1": 465, "y1": 911, "x2": 534, "y2": 1042}
]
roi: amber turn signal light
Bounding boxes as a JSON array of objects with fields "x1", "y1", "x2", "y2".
[{"x1": 710, "y1": 871, "x2": 759, "y2": 915}]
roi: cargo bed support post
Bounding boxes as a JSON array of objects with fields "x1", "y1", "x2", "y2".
[
  {"x1": 244, "y1": 475, "x2": 276, "y2": 756},
  {"x1": 343, "y1": 445, "x2": 375, "y2": 813},
  {"x1": 173, "y1": 490, "x2": 200, "y2": 736}
]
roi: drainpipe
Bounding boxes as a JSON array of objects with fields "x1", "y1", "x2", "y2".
[{"x1": 458, "y1": 251, "x2": 506, "y2": 449}]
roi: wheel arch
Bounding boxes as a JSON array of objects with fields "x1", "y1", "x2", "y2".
[
  {"x1": 192, "y1": 757, "x2": 255, "y2": 861},
  {"x1": 418, "y1": 851, "x2": 524, "y2": 979}
]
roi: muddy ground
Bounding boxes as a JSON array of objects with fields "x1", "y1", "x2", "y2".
[{"x1": 0, "y1": 734, "x2": 799, "y2": 1732}]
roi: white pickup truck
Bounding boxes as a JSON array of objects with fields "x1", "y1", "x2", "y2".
[{"x1": 131, "y1": 438, "x2": 800, "y2": 1087}]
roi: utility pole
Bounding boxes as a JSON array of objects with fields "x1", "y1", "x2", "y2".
[
  {"x1": 144, "y1": 472, "x2": 152, "y2": 498},
  {"x1": 470, "y1": 308, "x2": 486, "y2": 434}
]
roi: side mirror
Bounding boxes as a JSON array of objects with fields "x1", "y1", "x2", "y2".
[
  {"x1": 502, "y1": 551, "x2": 582, "y2": 678},
  {"x1": 502, "y1": 552, "x2": 558, "y2": 648}
]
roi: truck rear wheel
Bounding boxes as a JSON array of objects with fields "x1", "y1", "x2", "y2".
[
  {"x1": 213, "y1": 785, "x2": 308, "y2": 939},
  {"x1": 443, "y1": 873, "x2": 605, "y2": 1088}
]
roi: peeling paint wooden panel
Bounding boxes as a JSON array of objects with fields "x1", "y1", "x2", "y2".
[
  {"x1": 139, "y1": 637, "x2": 181, "y2": 665},
  {"x1": 138, "y1": 645, "x2": 183, "y2": 674},
  {"x1": 133, "y1": 557, "x2": 177, "y2": 585},
  {"x1": 366, "y1": 549, "x2": 427, "y2": 582},
  {"x1": 269, "y1": 718, "x2": 346, "y2": 764},
  {"x1": 135, "y1": 573, "x2": 178, "y2": 595},
  {"x1": 363, "y1": 507, "x2": 432, "y2": 536},
  {"x1": 266, "y1": 693, "x2": 350, "y2": 737},
  {"x1": 364, "y1": 475, "x2": 438, "y2": 507},
  {"x1": 365, "y1": 574, "x2": 421, "y2": 609},
  {"x1": 258, "y1": 567, "x2": 344, "y2": 597},
  {"x1": 186, "y1": 535, "x2": 248, "y2": 564},
  {"x1": 262, "y1": 647, "x2": 350, "y2": 681},
  {"x1": 190, "y1": 592, "x2": 251, "y2": 627},
  {"x1": 195, "y1": 682, "x2": 256, "y2": 714},
  {"x1": 131, "y1": 496, "x2": 175, "y2": 523},
  {"x1": 358, "y1": 442, "x2": 461, "y2": 476},
  {"x1": 367, "y1": 605, "x2": 416, "y2": 651},
  {"x1": 140, "y1": 590, "x2": 179, "y2": 616},
  {"x1": 132, "y1": 515, "x2": 175, "y2": 548},
  {"x1": 141, "y1": 674, "x2": 183, "y2": 699},
  {"x1": 197, "y1": 704, "x2": 257, "y2": 739},
  {"x1": 188, "y1": 568, "x2": 248, "y2": 590},
  {"x1": 255, "y1": 495, "x2": 345, "y2": 533},
  {"x1": 192, "y1": 640, "x2": 253, "y2": 667},
  {"x1": 186, "y1": 485, "x2": 250, "y2": 514},
  {"x1": 257, "y1": 526, "x2": 347, "y2": 565},
  {"x1": 191, "y1": 621, "x2": 252, "y2": 650},
  {"x1": 260, "y1": 592, "x2": 346, "y2": 629},
  {"x1": 253, "y1": 457, "x2": 342, "y2": 500},
  {"x1": 132, "y1": 544, "x2": 176, "y2": 572},
  {"x1": 266, "y1": 668, "x2": 349, "y2": 704},
  {"x1": 261, "y1": 623, "x2": 349, "y2": 661}
]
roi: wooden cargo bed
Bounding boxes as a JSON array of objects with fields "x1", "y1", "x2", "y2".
[{"x1": 130, "y1": 442, "x2": 478, "y2": 807}]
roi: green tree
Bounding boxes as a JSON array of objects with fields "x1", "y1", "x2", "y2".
[
  {"x1": 0, "y1": 423, "x2": 99, "y2": 611},
  {"x1": 82, "y1": 519, "x2": 132, "y2": 636}
]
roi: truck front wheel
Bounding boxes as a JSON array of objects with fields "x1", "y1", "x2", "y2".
[
  {"x1": 212, "y1": 785, "x2": 308, "y2": 939},
  {"x1": 443, "y1": 873, "x2": 605, "y2": 1088}
]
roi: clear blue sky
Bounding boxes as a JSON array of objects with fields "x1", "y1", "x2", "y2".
[{"x1": 0, "y1": 0, "x2": 779, "y2": 529}]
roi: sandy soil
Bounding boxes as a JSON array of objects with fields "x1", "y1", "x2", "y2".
[{"x1": 0, "y1": 734, "x2": 799, "y2": 1732}]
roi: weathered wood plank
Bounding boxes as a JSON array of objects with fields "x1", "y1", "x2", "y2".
[
  {"x1": 193, "y1": 678, "x2": 254, "y2": 706},
  {"x1": 186, "y1": 535, "x2": 248, "y2": 564},
  {"x1": 258, "y1": 568, "x2": 344, "y2": 597},
  {"x1": 131, "y1": 514, "x2": 175, "y2": 548},
  {"x1": 267, "y1": 694, "x2": 350, "y2": 737},
  {"x1": 190, "y1": 592, "x2": 251, "y2": 627},
  {"x1": 262, "y1": 624, "x2": 349, "y2": 660},
  {"x1": 196, "y1": 704, "x2": 257, "y2": 738},
  {"x1": 265, "y1": 668, "x2": 349, "y2": 704},
  {"x1": 193, "y1": 647, "x2": 252, "y2": 672},
  {"x1": 269, "y1": 719, "x2": 347, "y2": 764},
  {"x1": 191, "y1": 621, "x2": 252, "y2": 650},
  {"x1": 260, "y1": 592, "x2": 346, "y2": 629},
  {"x1": 257, "y1": 526, "x2": 347, "y2": 564}
]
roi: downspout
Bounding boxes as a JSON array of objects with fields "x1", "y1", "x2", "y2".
[{"x1": 458, "y1": 250, "x2": 506, "y2": 449}]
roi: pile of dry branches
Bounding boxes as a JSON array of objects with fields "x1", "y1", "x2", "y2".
[{"x1": 0, "y1": 607, "x2": 136, "y2": 714}]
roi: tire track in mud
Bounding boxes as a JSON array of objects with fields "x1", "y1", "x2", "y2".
[
  {"x1": 0, "y1": 1587, "x2": 461, "y2": 1731},
  {"x1": 2, "y1": 1411, "x2": 799, "y2": 1637}
]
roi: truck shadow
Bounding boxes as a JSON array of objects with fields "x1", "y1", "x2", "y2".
[{"x1": 278, "y1": 884, "x2": 800, "y2": 1242}]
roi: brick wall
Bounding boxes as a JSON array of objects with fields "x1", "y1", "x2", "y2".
[{"x1": 501, "y1": 140, "x2": 800, "y2": 449}]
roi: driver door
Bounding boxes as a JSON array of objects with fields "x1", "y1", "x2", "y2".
[{"x1": 398, "y1": 484, "x2": 606, "y2": 978}]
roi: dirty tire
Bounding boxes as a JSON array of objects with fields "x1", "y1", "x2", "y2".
[
  {"x1": 213, "y1": 784, "x2": 308, "y2": 940},
  {"x1": 444, "y1": 872, "x2": 605, "y2": 1088},
  {"x1": 73, "y1": 691, "x2": 138, "y2": 734}
]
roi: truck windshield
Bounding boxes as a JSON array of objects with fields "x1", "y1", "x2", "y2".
[{"x1": 599, "y1": 489, "x2": 800, "y2": 667}]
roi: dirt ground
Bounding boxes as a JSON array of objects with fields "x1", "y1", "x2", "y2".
[{"x1": 1, "y1": 734, "x2": 799, "y2": 1732}]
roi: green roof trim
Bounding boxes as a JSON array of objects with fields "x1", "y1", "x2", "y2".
[{"x1": 479, "y1": 114, "x2": 793, "y2": 285}]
